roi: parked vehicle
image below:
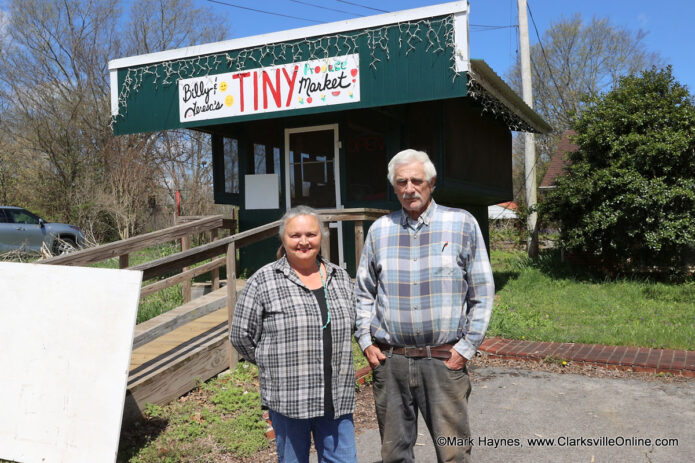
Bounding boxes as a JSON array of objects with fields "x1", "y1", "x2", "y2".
[{"x1": 0, "y1": 206, "x2": 86, "y2": 255}]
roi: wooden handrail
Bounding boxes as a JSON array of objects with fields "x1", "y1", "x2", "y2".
[
  {"x1": 39, "y1": 216, "x2": 228, "y2": 267},
  {"x1": 130, "y1": 220, "x2": 282, "y2": 281},
  {"x1": 140, "y1": 257, "x2": 226, "y2": 298},
  {"x1": 36, "y1": 209, "x2": 390, "y2": 308},
  {"x1": 177, "y1": 216, "x2": 236, "y2": 230},
  {"x1": 129, "y1": 209, "x2": 391, "y2": 282}
]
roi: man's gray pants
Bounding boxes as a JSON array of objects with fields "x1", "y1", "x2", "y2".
[{"x1": 372, "y1": 353, "x2": 472, "y2": 463}]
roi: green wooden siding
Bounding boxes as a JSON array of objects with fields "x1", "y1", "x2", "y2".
[{"x1": 113, "y1": 15, "x2": 467, "y2": 135}]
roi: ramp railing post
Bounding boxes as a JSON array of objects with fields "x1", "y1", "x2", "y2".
[
  {"x1": 226, "y1": 241, "x2": 238, "y2": 371},
  {"x1": 321, "y1": 227, "x2": 331, "y2": 262},
  {"x1": 181, "y1": 234, "x2": 191, "y2": 303},
  {"x1": 354, "y1": 220, "x2": 364, "y2": 268},
  {"x1": 210, "y1": 228, "x2": 220, "y2": 290}
]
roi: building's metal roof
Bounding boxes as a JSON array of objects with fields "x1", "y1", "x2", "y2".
[
  {"x1": 108, "y1": 1, "x2": 550, "y2": 136},
  {"x1": 468, "y1": 60, "x2": 552, "y2": 134}
]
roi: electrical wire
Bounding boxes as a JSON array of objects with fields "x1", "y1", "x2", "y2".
[
  {"x1": 336, "y1": 0, "x2": 389, "y2": 13},
  {"x1": 526, "y1": 1, "x2": 567, "y2": 115},
  {"x1": 209, "y1": 0, "x2": 516, "y2": 35},
  {"x1": 470, "y1": 24, "x2": 518, "y2": 31},
  {"x1": 289, "y1": 0, "x2": 363, "y2": 16},
  {"x1": 206, "y1": 0, "x2": 323, "y2": 23}
]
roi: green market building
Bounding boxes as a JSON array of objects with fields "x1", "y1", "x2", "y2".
[{"x1": 109, "y1": 1, "x2": 550, "y2": 274}]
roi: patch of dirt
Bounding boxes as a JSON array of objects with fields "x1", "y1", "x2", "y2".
[{"x1": 354, "y1": 382, "x2": 378, "y2": 433}]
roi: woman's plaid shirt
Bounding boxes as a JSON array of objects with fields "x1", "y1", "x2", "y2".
[
  {"x1": 230, "y1": 256, "x2": 356, "y2": 419},
  {"x1": 355, "y1": 201, "x2": 495, "y2": 360}
]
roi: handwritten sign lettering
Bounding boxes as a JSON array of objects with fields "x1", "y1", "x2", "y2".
[{"x1": 179, "y1": 54, "x2": 360, "y2": 122}]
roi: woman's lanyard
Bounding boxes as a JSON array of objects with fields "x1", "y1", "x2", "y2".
[{"x1": 318, "y1": 260, "x2": 331, "y2": 330}]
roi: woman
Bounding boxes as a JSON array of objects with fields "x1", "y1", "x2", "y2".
[{"x1": 230, "y1": 205, "x2": 357, "y2": 463}]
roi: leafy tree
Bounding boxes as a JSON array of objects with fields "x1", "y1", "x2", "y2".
[
  {"x1": 0, "y1": 0, "x2": 228, "y2": 240},
  {"x1": 541, "y1": 66, "x2": 695, "y2": 276},
  {"x1": 507, "y1": 15, "x2": 664, "y2": 207},
  {"x1": 513, "y1": 14, "x2": 663, "y2": 133}
]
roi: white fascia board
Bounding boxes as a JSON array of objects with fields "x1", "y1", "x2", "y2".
[
  {"x1": 108, "y1": 1, "x2": 468, "y2": 71},
  {"x1": 453, "y1": 5, "x2": 470, "y2": 72},
  {"x1": 110, "y1": 70, "x2": 119, "y2": 116}
]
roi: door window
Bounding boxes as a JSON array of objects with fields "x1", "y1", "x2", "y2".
[
  {"x1": 288, "y1": 129, "x2": 336, "y2": 209},
  {"x1": 8, "y1": 209, "x2": 40, "y2": 225}
]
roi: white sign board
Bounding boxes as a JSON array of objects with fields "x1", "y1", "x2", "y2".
[
  {"x1": 0, "y1": 263, "x2": 143, "y2": 463},
  {"x1": 245, "y1": 174, "x2": 280, "y2": 210},
  {"x1": 179, "y1": 54, "x2": 361, "y2": 122}
]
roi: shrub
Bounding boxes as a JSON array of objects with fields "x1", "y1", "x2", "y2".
[{"x1": 541, "y1": 66, "x2": 695, "y2": 277}]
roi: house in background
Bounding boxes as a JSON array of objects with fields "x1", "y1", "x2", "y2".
[
  {"x1": 540, "y1": 129, "x2": 578, "y2": 192},
  {"x1": 488, "y1": 201, "x2": 518, "y2": 220},
  {"x1": 108, "y1": 1, "x2": 550, "y2": 274}
]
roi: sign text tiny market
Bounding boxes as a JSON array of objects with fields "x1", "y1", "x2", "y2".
[{"x1": 179, "y1": 54, "x2": 361, "y2": 122}]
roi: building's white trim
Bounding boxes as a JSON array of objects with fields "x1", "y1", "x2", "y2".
[
  {"x1": 108, "y1": 1, "x2": 468, "y2": 71},
  {"x1": 453, "y1": 10, "x2": 470, "y2": 73},
  {"x1": 110, "y1": 70, "x2": 119, "y2": 116}
]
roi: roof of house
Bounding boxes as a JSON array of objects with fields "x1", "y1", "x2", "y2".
[
  {"x1": 468, "y1": 60, "x2": 552, "y2": 134},
  {"x1": 488, "y1": 202, "x2": 519, "y2": 219},
  {"x1": 539, "y1": 129, "x2": 578, "y2": 189}
]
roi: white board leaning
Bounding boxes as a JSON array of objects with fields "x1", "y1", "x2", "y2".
[{"x1": 0, "y1": 262, "x2": 143, "y2": 463}]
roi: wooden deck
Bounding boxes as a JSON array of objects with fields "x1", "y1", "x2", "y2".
[{"x1": 122, "y1": 281, "x2": 246, "y2": 424}]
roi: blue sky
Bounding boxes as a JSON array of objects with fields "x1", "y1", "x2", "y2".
[{"x1": 201, "y1": 0, "x2": 694, "y2": 92}]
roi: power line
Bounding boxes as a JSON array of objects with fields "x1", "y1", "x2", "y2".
[
  {"x1": 470, "y1": 24, "x2": 518, "y2": 31},
  {"x1": 206, "y1": 0, "x2": 322, "y2": 24},
  {"x1": 210, "y1": 0, "x2": 516, "y2": 34},
  {"x1": 526, "y1": 1, "x2": 567, "y2": 116},
  {"x1": 289, "y1": 0, "x2": 363, "y2": 16},
  {"x1": 336, "y1": 0, "x2": 389, "y2": 13}
]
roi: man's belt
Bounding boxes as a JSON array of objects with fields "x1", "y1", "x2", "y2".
[{"x1": 375, "y1": 342, "x2": 454, "y2": 360}]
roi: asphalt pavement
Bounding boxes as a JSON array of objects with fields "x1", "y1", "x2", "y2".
[{"x1": 348, "y1": 365, "x2": 695, "y2": 462}]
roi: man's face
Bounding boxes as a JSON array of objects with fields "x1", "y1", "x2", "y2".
[{"x1": 393, "y1": 161, "x2": 435, "y2": 220}]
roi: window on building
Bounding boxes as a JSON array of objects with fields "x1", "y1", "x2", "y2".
[
  {"x1": 253, "y1": 143, "x2": 267, "y2": 174},
  {"x1": 223, "y1": 137, "x2": 239, "y2": 194}
]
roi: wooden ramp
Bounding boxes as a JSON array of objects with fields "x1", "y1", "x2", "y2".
[{"x1": 122, "y1": 281, "x2": 246, "y2": 425}]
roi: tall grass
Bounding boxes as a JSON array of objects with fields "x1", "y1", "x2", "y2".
[
  {"x1": 489, "y1": 249, "x2": 695, "y2": 350},
  {"x1": 91, "y1": 243, "x2": 188, "y2": 323}
]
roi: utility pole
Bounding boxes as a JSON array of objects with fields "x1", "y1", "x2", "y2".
[{"x1": 518, "y1": 0, "x2": 539, "y2": 258}]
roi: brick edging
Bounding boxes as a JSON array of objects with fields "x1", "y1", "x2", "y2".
[{"x1": 479, "y1": 337, "x2": 695, "y2": 378}]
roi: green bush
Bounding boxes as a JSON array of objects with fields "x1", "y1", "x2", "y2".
[{"x1": 541, "y1": 66, "x2": 695, "y2": 277}]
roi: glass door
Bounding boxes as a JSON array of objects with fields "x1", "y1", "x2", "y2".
[{"x1": 285, "y1": 124, "x2": 344, "y2": 267}]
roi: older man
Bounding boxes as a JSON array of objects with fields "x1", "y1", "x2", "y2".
[{"x1": 355, "y1": 149, "x2": 494, "y2": 462}]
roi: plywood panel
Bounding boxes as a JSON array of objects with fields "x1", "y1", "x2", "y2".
[{"x1": 0, "y1": 262, "x2": 142, "y2": 463}]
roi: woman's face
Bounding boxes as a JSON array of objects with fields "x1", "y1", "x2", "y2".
[{"x1": 282, "y1": 214, "x2": 322, "y2": 267}]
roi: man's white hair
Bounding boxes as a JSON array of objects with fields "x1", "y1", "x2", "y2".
[{"x1": 386, "y1": 149, "x2": 437, "y2": 186}]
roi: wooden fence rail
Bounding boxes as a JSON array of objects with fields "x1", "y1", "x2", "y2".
[
  {"x1": 39, "y1": 215, "x2": 227, "y2": 267},
  {"x1": 39, "y1": 208, "x2": 389, "y2": 375}
]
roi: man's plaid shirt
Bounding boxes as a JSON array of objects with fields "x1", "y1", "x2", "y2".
[
  {"x1": 355, "y1": 200, "x2": 494, "y2": 360},
  {"x1": 230, "y1": 256, "x2": 356, "y2": 419}
]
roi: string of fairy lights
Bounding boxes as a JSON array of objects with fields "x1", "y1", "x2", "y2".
[
  {"x1": 465, "y1": 76, "x2": 536, "y2": 133},
  {"x1": 113, "y1": 13, "x2": 532, "y2": 133},
  {"x1": 114, "y1": 15, "x2": 458, "y2": 124}
]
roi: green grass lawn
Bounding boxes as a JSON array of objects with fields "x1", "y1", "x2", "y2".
[
  {"x1": 489, "y1": 249, "x2": 695, "y2": 350},
  {"x1": 118, "y1": 363, "x2": 269, "y2": 463}
]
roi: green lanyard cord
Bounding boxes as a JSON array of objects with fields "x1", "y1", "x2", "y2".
[{"x1": 318, "y1": 261, "x2": 331, "y2": 330}]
